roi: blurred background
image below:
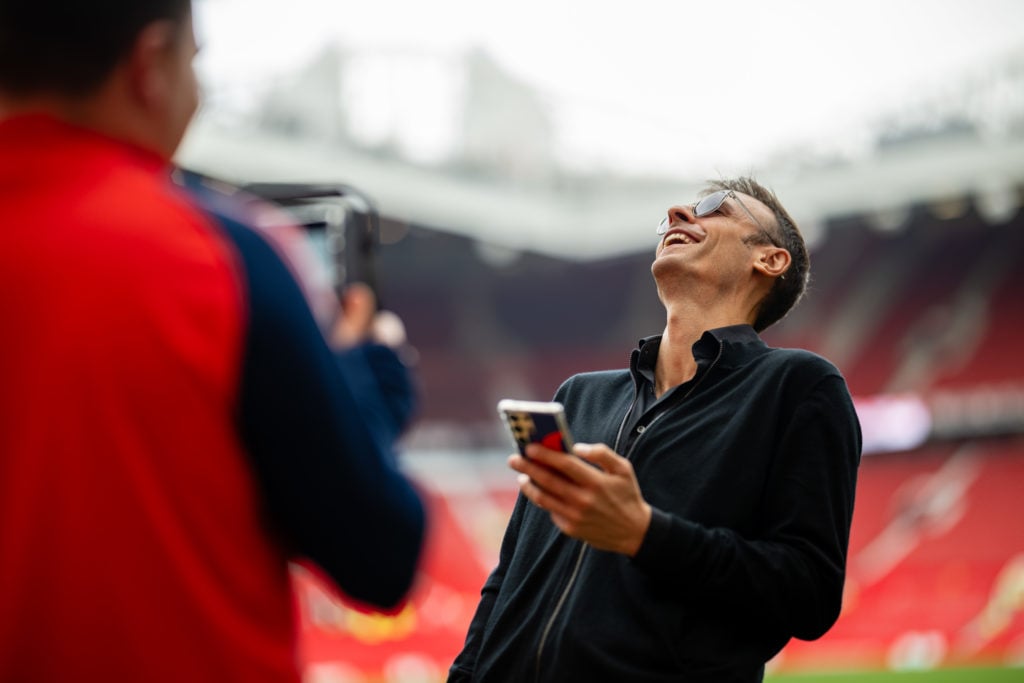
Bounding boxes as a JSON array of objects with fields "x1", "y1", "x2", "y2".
[{"x1": 181, "y1": 1, "x2": 1024, "y2": 680}]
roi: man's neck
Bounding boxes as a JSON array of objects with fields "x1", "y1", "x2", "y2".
[{"x1": 653, "y1": 299, "x2": 749, "y2": 397}]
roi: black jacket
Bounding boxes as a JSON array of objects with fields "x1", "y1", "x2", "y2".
[{"x1": 450, "y1": 326, "x2": 862, "y2": 682}]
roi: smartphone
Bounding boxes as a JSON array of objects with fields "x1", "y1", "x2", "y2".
[{"x1": 497, "y1": 399, "x2": 575, "y2": 456}]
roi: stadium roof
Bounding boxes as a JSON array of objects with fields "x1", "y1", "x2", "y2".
[{"x1": 181, "y1": 1, "x2": 1024, "y2": 260}]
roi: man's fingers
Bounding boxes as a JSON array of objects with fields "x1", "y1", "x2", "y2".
[
  {"x1": 524, "y1": 444, "x2": 595, "y2": 483},
  {"x1": 517, "y1": 474, "x2": 578, "y2": 526},
  {"x1": 332, "y1": 283, "x2": 376, "y2": 347},
  {"x1": 509, "y1": 454, "x2": 575, "y2": 500},
  {"x1": 573, "y1": 442, "x2": 627, "y2": 474}
]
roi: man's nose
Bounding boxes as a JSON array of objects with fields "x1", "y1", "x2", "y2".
[{"x1": 664, "y1": 204, "x2": 697, "y2": 227}]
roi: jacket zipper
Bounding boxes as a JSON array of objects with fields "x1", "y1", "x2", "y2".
[
  {"x1": 532, "y1": 340, "x2": 724, "y2": 680},
  {"x1": 621, "y1": 339, "x2": 724, "y2": 460},
  {"x1": 533, "y1": 541, "x2": 587, "y2": 680},
  {"x1": 534, "y1": 355, "x2": 639, "y2": 680}
]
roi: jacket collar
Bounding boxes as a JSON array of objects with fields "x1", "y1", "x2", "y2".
[
  {"x1": 633, "y1": 324, "x2": 769, "y2": 379},
  {"x1": 0, "y1": 112, "x2": 168, "y2": 174}
]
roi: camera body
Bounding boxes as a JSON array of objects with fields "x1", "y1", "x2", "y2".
[{"x1": 242, "y1": 182, "x2": 379, "y2": 299}]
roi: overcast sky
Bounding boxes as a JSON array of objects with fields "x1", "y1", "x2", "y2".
[{"x1": 192, "y1": 0, "x2": 1024, "y2": 176}]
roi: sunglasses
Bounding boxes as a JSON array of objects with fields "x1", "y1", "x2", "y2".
[{"x1": 657, "y1": 189, "x2": 778, "y2": 246}]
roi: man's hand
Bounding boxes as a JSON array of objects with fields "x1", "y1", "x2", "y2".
[
  {"x1": 509, "y1": 443, "x2": 652, "y2": 557},
  {"x1": 331, "y1": 282, "x2": 409, "y2": 351}
]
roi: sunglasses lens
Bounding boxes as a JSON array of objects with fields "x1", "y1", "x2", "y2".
[
  {"x1": 658, "y1": 190, "x2": 731, "y2": 235},
  {"x1": 693, "y1": 190, "x2": 729, "y2": 217}
]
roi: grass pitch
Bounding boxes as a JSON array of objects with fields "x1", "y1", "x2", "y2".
[{"x1": 766, "y1": 667, "x2": 1023, "y2": 683}]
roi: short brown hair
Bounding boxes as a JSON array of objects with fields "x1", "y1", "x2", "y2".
[
  {"x1": 702, "y1": 176, "x2": 809, "y2": 332},
  {"x1": 0, "y1": 0, "x2": 191, "y2": 96}
]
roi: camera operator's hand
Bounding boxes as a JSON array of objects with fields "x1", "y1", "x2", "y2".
[
  {"x1": 331, "y1": 283, "x2": 418, "y2": 435},
  {"x1": 331, "y1": 282, "x2": 409, "y2": 352}
]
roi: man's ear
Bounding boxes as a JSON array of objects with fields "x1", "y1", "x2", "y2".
[
  {"x1": 753, "y1": 246, "x2": 791, "y2": 279},
  {"x1": 125, "y1": 20, "x2": 178, "y2": 111}
]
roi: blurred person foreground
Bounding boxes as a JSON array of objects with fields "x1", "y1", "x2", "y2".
[{"x1": 0, "y1": 1, "x2": 425, "y2": 682}]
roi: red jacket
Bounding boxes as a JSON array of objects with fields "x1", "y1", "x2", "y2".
[{"x1": 0, "y1": 114, "x2": 424, "y2": 682}]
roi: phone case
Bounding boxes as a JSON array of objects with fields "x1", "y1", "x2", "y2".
[{"x1": 497, "y1": 399, "x2": 575, "y2": 456}]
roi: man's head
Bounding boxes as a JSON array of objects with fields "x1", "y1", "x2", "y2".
[
  {"x1": 653, "y1": 176, "x2": 809, "y2": 332},
  {"x1": 0, "y1": 0, "x2": 198, "y2": 158}
]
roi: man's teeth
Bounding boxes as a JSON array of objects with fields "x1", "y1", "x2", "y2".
[{"x1": 666, "y1": 234, "x2": 695, "y2": 246}]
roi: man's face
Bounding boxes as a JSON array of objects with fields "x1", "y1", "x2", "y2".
[
  {"x1": 651, "y1": 191, "x2": 779, "y2": 295},
  {"x1": 155, "y1": 11, "x2": 200, "y2": 157}
]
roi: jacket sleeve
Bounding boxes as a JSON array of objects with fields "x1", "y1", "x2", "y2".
[
  {"x1": 632, "y1": 374, "x2": 861, "y2": 642},
  {"x1": 220, "y1": 210, "x2": 426, "y2": 611},
  {"x1": 335, "y1": 342, "x2": 417, "y2": 444},
  {"x1": 448, "y1": 493, "x2": 529, "y2": 681}
]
